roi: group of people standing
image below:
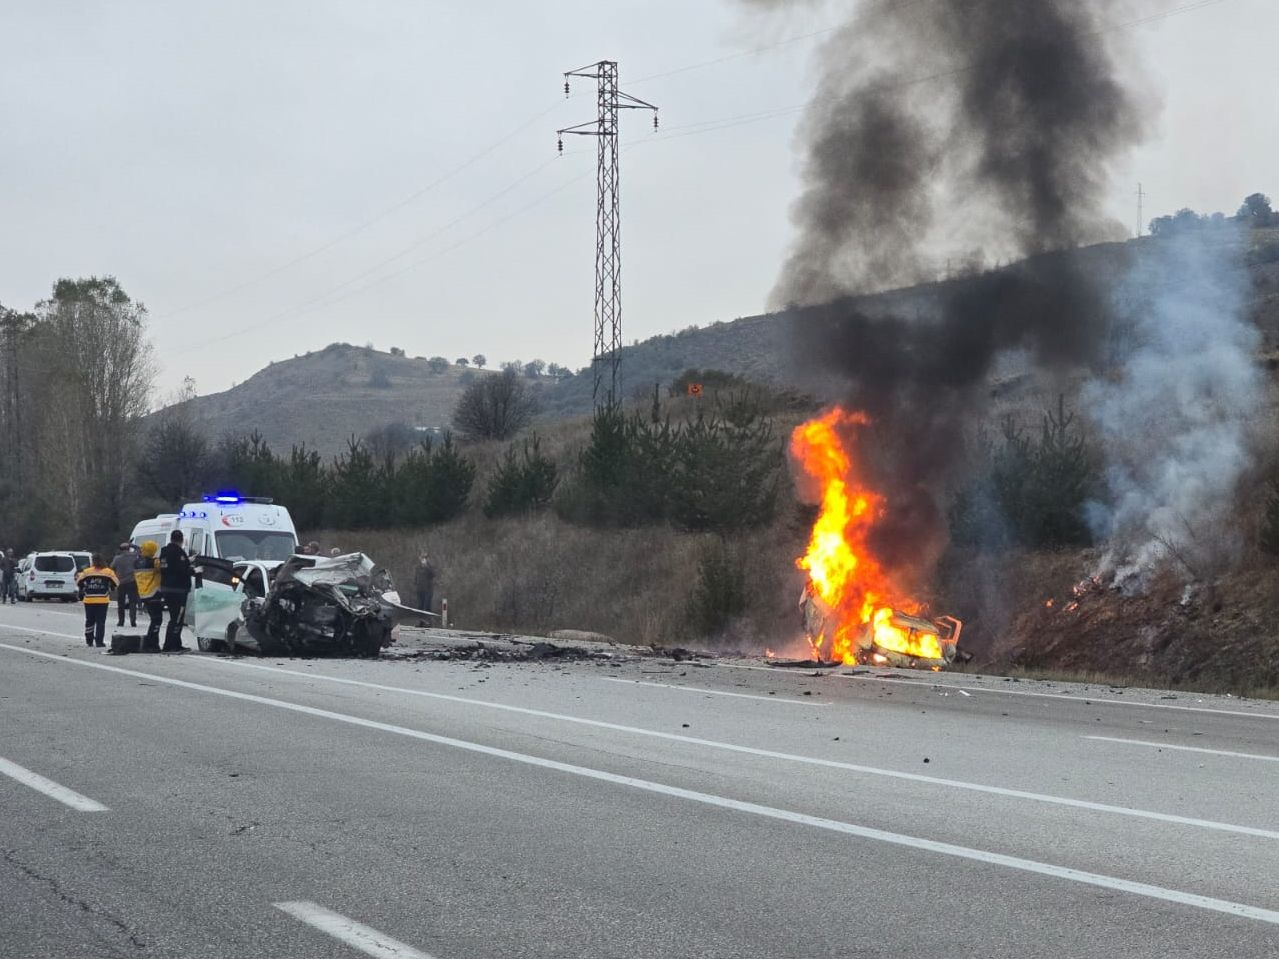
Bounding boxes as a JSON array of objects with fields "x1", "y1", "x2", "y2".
[{"x1": 76, "y1": 530, "x2": 194, "y2": 651}]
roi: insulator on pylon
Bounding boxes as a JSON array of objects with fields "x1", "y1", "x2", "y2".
[
  {"x1": 653, "y1": 113, "x2": 659, "y2": 130},
  {"x1": 557, "y1": 137, "x2": 563, "y2": 154},
  {"x1": 564, "y1": 81, "x2": 570, "y2": 97}
]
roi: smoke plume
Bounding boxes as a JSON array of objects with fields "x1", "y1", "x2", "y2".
[
  {"x1": 755, "y1": 1, "x2": 1261, "y2": 594},
  {"x1": 753, "y1": 0, "x2": 1145, "y2": 304}
]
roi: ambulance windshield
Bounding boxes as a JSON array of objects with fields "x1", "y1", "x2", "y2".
[{"x1": 215, "y1": 530, "x2": 297, "y2": 562}]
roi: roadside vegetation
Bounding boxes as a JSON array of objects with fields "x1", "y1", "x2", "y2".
[{"x1": 4, "y1": 200, "x2": 1279, "y2": 694}]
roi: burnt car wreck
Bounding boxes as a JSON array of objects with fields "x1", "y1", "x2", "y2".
[{"x1": 235, "y1": 553, "x2": 422, "y2": 657}]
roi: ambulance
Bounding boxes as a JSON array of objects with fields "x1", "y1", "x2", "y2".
[{"x1": 130, "y1": 494, "x2": 299, "y2": 563}]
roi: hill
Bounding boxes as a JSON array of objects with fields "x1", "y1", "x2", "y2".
[
  {"x1": 172, "y1": 229, "x2": 1279, "y2": 457},
  {"x1": 173, "y1": 343, "x2": 486, "y2": 458}
]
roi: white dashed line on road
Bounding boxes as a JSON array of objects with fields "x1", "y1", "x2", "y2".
[
  {"x1": 1086, "y1": 735, "x2": 1279, "y2": 763},
  {"x1": 0, "y1": 756, "x2": 108, "y2": 812},
  {"x1": 598, "y1": 675, "x2": 829, "y2": 706},
  {"x1": 275, "y1": 901, "x2": 439, "y2": 958}
]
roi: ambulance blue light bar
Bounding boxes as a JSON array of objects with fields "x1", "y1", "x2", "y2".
[{"x1": 201, "y1": 492, "x2": 274, "y2": 505}]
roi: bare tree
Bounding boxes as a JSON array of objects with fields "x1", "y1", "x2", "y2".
[
  {"x1": 452, "y1": 368, "x2": 537, "y2": 440},
  {"x1": 31, "y1": 277, "x2": 155, "y2": 541}
]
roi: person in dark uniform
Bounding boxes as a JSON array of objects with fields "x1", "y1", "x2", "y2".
[
  {"x1": 158, "y1": 530, "x2": 193, "y2": 652},
  {"x1": 76, "y1": 554, "x2": 118, "y2": 648}
]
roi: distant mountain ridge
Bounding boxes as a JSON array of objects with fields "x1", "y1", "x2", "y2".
[
  {"x1": 170, "y1": 232, "x2": 1279, "y2": 457},
  {"x1": 171, "y1": 343, "x2": 484, "y2": 459}
]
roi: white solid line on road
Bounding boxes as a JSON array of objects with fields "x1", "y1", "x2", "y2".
[
  {"x1": 1087, "y1": 735, "x2": 1279, "y2": 764},
  {"x1": 598, "y1": 675, "x2": 828, "y2": 706},
  {"x1": 275, "y1": 902, "x2": 438, "y2": 959},
  {"x1": 721, "y1": 664, "x2": 1279, "y2": 726},
  {"x1": 4, "y1": 642, "x2": 1279, "y2": 926},
  {"x1": 0, "y1": 756, "x2": 108, "y2": 812},
  {"x1": 198, "y1": 657, "x2": 1279, "y2": 842},
  {"x1": 0, "y1": 623, "x2": 92, "y2": 641}
]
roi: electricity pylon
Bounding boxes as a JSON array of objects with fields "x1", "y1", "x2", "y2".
[{"x1": 557, "y1": 61, "x2": 658, "y2": 406}]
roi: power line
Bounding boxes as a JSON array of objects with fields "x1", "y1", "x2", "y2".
[
  {"x1": 155, "y1": 98, "x2": 571, "y2": 321},
  {"x1": 165, "y1": 0, "x2": 1240, "y2": 357}
]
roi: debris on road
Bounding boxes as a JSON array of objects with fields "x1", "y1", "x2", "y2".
[{"x1": 399, "y1": 638, "x2": 618, "y2": 664}]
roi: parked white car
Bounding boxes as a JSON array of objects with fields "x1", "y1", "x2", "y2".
[{"x1": 19, "y1": 552, "x2": 81, "y2": 601}]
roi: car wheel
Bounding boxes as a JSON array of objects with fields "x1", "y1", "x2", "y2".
[{"x1": 196, "y1": 635, "x2": 227, "y2": 653}]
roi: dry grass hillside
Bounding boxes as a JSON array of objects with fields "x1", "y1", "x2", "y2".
[{"x1": 172, "y1": 343, "x2": 492, "y2": 458}]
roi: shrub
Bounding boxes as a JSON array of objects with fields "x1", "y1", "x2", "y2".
[
  {"x1": 393, "y1": 434, "x2": 476, "y2": 525},
  {"x1": 950, "y1": 397, "x2": 1095, "y2": 549},
  {"x1": 484, "y1": 435, "x2": 559, "y2": 518},
  {"x1": 687, "y1": 540, "x2": 747, "y2": 637},
  {"x1": 329, "y1": 438, "x2": 389, "y2": 528},
  {"x1": 669, "y1": 392, "x2": 780, "y2": 533},
  {"x1": 561, "y1": 396, "x2": 780, "y2": 532}
]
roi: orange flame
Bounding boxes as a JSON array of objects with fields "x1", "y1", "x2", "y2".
[{"x1": 792, "y1": 408, "x2": 944, "y2": 666}]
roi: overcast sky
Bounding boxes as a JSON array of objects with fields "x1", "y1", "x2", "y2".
[{"x1": 1, "y1": 0, "x2": 1274, "y2": 398}]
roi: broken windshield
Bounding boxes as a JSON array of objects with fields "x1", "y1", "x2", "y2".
[{"x1": 215, "y1": 530, "x2": 297, "y2": 562}]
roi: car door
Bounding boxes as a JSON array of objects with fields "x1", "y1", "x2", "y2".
[{"x1": 189, "y1": 555, "x2": 241, "y2": 644}]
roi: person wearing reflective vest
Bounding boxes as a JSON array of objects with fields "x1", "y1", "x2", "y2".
[
  {"x1": 75, "y1": 555, "x2": 118, "y2": 648},
  {"x1": 134, "y1": 541, "x2": 164, "y2": 646}
]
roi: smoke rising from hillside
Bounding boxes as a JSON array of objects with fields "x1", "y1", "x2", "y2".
[{"x1": 1084, "y1": 230, "x2": 1261, "y2": 586}]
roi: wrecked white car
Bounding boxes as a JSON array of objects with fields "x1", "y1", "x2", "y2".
[{"x1": 192, "y1": 552, "x2": 429, "y2": 657}]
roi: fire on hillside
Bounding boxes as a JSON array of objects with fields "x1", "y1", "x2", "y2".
[{"x1": 791, "y1": 408, "x2": 964, "y2": 669}]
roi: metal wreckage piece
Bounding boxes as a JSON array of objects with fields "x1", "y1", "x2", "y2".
[{"x1": 237, "y1": 553, "x2": 425, "y2": 657}]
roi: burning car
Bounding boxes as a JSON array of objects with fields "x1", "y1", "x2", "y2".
[{"x1": 792, "y1": 408, "x2": 965, "y2": 669}]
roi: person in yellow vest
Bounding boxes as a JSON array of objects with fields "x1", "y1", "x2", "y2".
[
  {"x1": 75, "y1": 554, "x2": 118, "y2": 648},
  {"x1": 133, "y1": 541, "x2": 164, "y2": 646}
]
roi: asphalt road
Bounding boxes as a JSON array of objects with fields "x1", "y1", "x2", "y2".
[{"x1": 2, "y1": 600, "x2": 1278, "y2": 958}]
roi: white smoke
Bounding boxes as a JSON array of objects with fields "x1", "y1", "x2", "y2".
[{"x1": 1084, "y1": 227, "x2": 1261, "y2": 587}]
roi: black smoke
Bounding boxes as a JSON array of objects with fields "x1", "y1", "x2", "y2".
[{"x1": 749, "y1": 0, "x2": 1150, "y2": 580}]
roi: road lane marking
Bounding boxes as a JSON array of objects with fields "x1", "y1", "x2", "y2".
[
  {"x1": 1087, "y1": 735, "x2": 1279, "y2": 764},
  {"x1": 197, "y1": 657, "x2": 1279, "y2": 841},
  {"x1": 598, "y1": 675, "x2": 828, "y2": 706},
  {"x1": 275, "y1": 902, "x2": 438, "y2": 959},
  {"x1": 0, "y1": 756, "x2": 108, "y2": 812},
  {"x1": 721, "y1": 664, "x2": 1279, "y2": 721},
  {"x1": 4, "y1": 636, "x2": 1274, "y2": 842},
  {"x1": 4, "y1": 642, "x2": 1279, "y2": 926}
]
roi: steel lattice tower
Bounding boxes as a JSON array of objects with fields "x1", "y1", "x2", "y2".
[{"x1": 558, "y1": 61, "x2": 658, "y2": 406}]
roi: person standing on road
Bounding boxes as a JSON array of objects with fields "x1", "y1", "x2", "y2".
[
  {"x1": 1, "y1": 548, "x2": 16, "y2": 604},
  {"x1": 76, "y1": 554, "x2": 118, "y2": 648},
  {"x1": 158, "y1": 530, "x2": 194, "y2": 652},
  {"x1": 134, "y1": 541, "x2": 164, "y2": 646},
  {"x1": 413, "y1": 552, "x2": 435, "y2": 613},
  {"x1": 111, "y1": 542, "x2": 139, "y2": 628}
]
